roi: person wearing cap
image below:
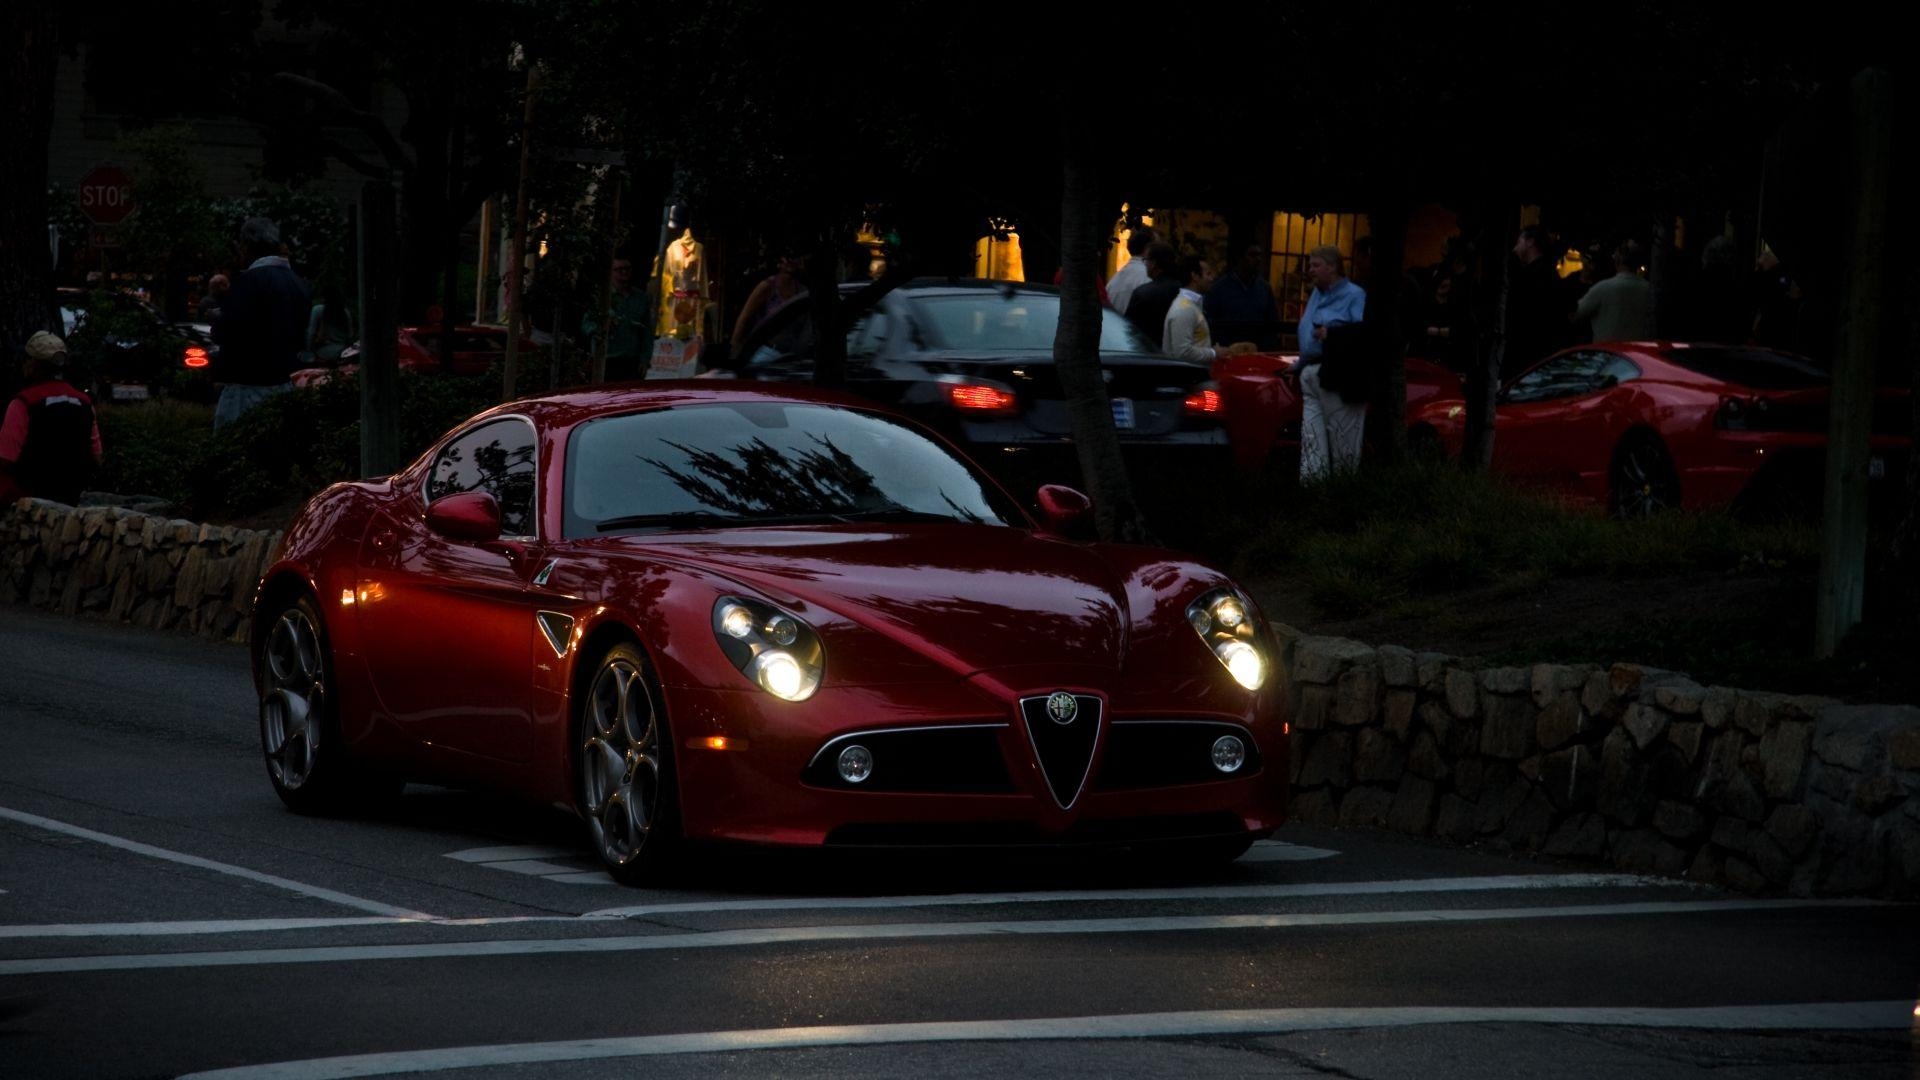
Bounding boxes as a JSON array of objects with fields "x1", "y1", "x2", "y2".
[
  {"x1": 1, "y1": 332, "x2": 103, "y2": 507},
  {"x1": 211, "y1": 216, "x2": 311, "y2": 429}
]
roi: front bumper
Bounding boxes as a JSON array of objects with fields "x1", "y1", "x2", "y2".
[{"x1": 664, "y1": 672, "x2": 1287, "y2": 848}]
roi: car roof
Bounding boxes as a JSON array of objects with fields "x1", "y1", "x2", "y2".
[{"x1": 476, "y1": 380, "x2": 909, "y2": 433}]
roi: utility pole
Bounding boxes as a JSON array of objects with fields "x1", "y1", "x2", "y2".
[
  {"x1": 1815, "y1": 68, "x2": 1892, "y2": 658},
  {"x1": 502, "y1": 56, "x2": 539, "y2": 403},
  {"x1": 358, "y1": 178, "x2": 400, "y2": 478}
]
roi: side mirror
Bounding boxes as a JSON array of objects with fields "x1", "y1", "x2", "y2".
[
  {"x1": 426, "y1": 491, "x2": 503, "y2": 542},
  {"x1": 1035, "y1": 484, "x2": 1095, "y2": 539}
]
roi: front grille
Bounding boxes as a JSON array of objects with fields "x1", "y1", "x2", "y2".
[
  {"x1": 1021, "y1": 693, "x2": 1102, "y2": 809},
  {"x1": 1092, "y1": 720, "x2": 1264, "y2": 791},
  {"x1": 824, "y1": 811, "x2": 1248, "y2": 848},
  {"x1": 801, "y1": 724, "x2": 1014, "y2": 793}
]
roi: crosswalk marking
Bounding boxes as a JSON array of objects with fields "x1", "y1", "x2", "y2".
[
  {"x1": 173, "y1": 1001, "x2": 1918, "y2": 1079},
  {"x1": 0, "y1": 897, "x2": 1878, "y2": 977}
]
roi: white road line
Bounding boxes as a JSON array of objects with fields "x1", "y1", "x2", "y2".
[
  {"x1": 174, "y1": 1001, "x2": 1918, "y2": 1079},
  {"x1": 1241, "y1": 841, "x2": 1340, "y2": 862},
  {"x1": 443, "y1": 845, "x2": 577, "y2": 863},
  {"x1": 542, "y1": 872, "x2": 621, "y2": 886},
  {"x1": 582, "y1": 873, "x2": 1669, "y2": 920},
  {"x1": 0, "y1": 917, "x2": 423, "y2": 939},
  {"x1": 480, "y1": 859, "x2": 587, "y2": 877},
  {"x1": 0, "y1": 898, "x2": 1882, "y2": 976},
  {"x1": 0, "y1": 806, "x2": 433, "y2": 920}
]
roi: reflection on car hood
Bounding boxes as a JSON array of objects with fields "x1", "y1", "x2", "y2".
[{"x1": 617, "y1": 524, "x2": 1129, "y2": 676}]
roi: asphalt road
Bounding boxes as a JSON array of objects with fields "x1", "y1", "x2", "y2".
[{"x1": 1, "y1": 607, "x2": 1915, "y2": 1079}]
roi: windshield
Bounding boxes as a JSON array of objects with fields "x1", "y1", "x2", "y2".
[
  {"x1": 914, "y1": 293, "x2": 1158, "y2": 355},
  {"x1": 1663, "y1": 346, "x2": 1828, "y2": 390},
  {"x1": 565, "y1": 402, "x2": 1023, "y2": 536}
]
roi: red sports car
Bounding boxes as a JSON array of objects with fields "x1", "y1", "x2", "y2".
[
  {"x1": 1406, "y1": 342, "x2": 1912, "y2": 515},
  {"x1": 291, "y1": 325, "x2": 539, "y2": 387},
  {"x1": 251, "y1": 383, "x2": 1287, "y2": 881},
  {"x1": 1212, "y1": 352, "x2": 1464, "y2": 473}
]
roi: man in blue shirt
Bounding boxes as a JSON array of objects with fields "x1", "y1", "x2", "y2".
[
  {"x1": 211, "y1": 217, "x2": 310, "y2": 429},
  {"x1": 1292, "y1": 244, "x2": 1367, "y2": 482}
]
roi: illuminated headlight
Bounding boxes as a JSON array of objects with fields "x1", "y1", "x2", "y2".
[
  {"x1": 713, "y1": 596, "x2": 824, "y2": 701},
  {"x1": 1186, "y1": 587, "x2": 1267, "y2": 691}
]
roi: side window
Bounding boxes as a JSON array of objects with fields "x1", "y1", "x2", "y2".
[
  {"x1": 1598, "y1": 353, "x2": 1642, "y2": 385},
  {"x1": 426, "y1": 418, "x2": 539, "y2": 537},
  {"x1": 1505, "y1": 351, "x2": 1612, "y2": 404},
  {"x1": 846, "y1": 311, "x2": 889, "y2": 360}
]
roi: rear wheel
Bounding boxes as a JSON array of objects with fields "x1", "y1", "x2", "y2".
[
  {"x1": 257, "y1": 595, "x2": 399, "y2": 814},
  {"x1": 576, "y1": 643, "x2": 681, "y2": 884},
  {"x1": 1609, "y1": 434, "x2": 1680, "y2": 518}
]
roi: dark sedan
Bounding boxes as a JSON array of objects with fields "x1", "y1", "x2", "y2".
[{"x1": 718, "y1": 280, "x2": 1228, "y2": 488}]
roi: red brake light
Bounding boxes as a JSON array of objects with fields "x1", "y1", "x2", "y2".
[
  {"x1": 182, "y1": 346, "x2": 210, "y2": 369},
  {"x1": 946, "y1": 383, "x2": 1018, "y2": 415},
  {"x1": 1183, "y1": 388, "x2": 1223, "y2": 416}
]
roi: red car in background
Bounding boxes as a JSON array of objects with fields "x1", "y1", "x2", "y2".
[
  {"x1": 1406, "y1": 343, "x2": 1912, "y2": 515},
  {"x1": 1211, "y1": 352, "x2": 1464, "y2": 473},
  {"x1": 292, "y1": 325, "x2": 538, "y2": 387}
]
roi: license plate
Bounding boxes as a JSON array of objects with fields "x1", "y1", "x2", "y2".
[
  {"x1": 110, "y1": 383, "x2": 150, "y2": 402},
  {"x1": 1110, "y1": 397, "x2": 1134, "y2": 429},
  {"x1": 1869, "y1": 455, "x2": 1886, "y2": 480}
]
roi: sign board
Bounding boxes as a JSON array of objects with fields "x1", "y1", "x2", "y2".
[
  {"x1": 646, "y1": 336, "x2": 702, "y2": 380},
  {"x1": 78, "y1": 164, "x2": 135, "y2": 226},
  {"x1": 88, "y1": 225, "x2": 122, "y2": 250}
]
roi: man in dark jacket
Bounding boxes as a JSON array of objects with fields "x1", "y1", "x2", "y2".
[
  {"x1": 0, "y1": 332, "x2": 102, "y2": 507},
  {"x1": 1123, "y1": 243, "x2": 1181, "y2": 350},
  {"x1": 212, "y1": 217, "x2": 310, "y2": 429}
]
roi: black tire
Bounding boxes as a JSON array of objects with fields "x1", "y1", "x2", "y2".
[
  {"x1": 256, "y1": 595, "x2": 401, "y2": 814},
  {"x1": 575, "y1": 642, "x2": 681, "y2": 884},
  {"x1": 1608, "y1": 433, "x2": 1681, "y2": 519}
]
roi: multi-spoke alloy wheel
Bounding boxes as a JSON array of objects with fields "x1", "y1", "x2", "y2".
[
  {"x1": 577, "y1": 644, "x2": 678, "y2": 883},
  {"x1": 1609, "y1": 436, "x2": 1680, "y2": 519},
  {"x1": 256, "y1": 595, "x2": 395, "y2": 813}
]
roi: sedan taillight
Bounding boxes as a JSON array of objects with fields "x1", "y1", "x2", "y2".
[
  {"x1": 1183, "y1": 388, "x2": 1224, "y2": 417},
  {"x1": 182, "y1": 346, "x2": 210, "y2": 369},
  {"x1": 946, "y1": 382, "x2": 1019, "y2": 416}
]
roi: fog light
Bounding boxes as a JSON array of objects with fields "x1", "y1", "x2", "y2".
[
  {"x1": 1211, "y1": 735, "x2": 1246, "y2": 774},
  {"x1": 837, "y1": 744, "x2": 873, "y2": 783}
]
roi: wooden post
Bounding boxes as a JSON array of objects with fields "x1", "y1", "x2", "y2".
[
  {"x1": 473, "y1": 197, "x2": 494, "y2": 324},
  {"x1": 1815, "y1": 68, "x2": 1891, "y2": 658},
  {"x1": 358, "y1": 178, "x2": 400, "y2": 478},
  {"x1": 502, "y1": 60, "x2": 539, "y2": 403}
]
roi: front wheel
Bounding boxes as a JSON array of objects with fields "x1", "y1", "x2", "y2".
[
  {"x1": 1608, "y1": 434, "x2": 1680, "y2": 518},
  {"x1": 257, "y1": 596, "x2": 399, "y2": 814},
  {"x1": 576, "y1": 643, "x2": 681, "y2": 884}
]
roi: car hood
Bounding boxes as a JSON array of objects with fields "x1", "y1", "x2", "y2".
[{"x1": 616, "y1": 524, "x2": 1130, "y2": 677}]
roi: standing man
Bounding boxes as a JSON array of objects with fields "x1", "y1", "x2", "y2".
[
  {"x1": 1569, "y1": 242, "x2": 1652, "y2": 342},
  {"x1": 1203, "y1": 242, "x2": 1282, "y2": 350},
  {"x1": 196, "y1": 274, "x2": 230, "y2": 323},
  {"x1": 0, "y1": 333, "x2": 102, "y2": 507},
  {"x1": 1507, "y1": 225, "x2": 1566, "y2": 377},
  {"x1": 1293, "y1": 244, "x2": 1368, "y2": 483},
  {"x1": 1106, "y1": 227, "x2": 1158, "y2": 315},
  {"x1": 582, "y1": 257, "x2": 651, "y2": 380},
  {"x1": 1124, "y1": 242, "x2": 1181, "y2": 349},
  {"x1": 211, "y1": 217, "x2": 310, "y2": 429}
]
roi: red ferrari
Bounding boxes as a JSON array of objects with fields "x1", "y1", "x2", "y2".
[
  {"x1": 251, "y1": 383, "x2": 1286, "y2": 881},
  {"x1": 1406, "y1": 343, "x2": 1912, "y2": 515},
  {"x1": 1212, "y1": 352, "x2": 1464, "y2": 473}
]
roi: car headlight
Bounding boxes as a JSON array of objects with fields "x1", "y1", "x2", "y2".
[
  {"x1": 712, "y1": 596, "x2": 823, "y2": 701},
  {"x1": 1186, "y1": 587, "x2": 1266, "y2": 691}
]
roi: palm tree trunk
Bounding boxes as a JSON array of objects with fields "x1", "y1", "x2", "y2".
[{"x1": 1055, "y1": 118, "x2": 1149, "y2": 543}]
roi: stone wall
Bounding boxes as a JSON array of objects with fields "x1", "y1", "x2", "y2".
[
  {"x1": 2, "y1": 499, "x2": 281, "y2": 644},
  {"x1": 1276, "y1": 625, "x2": 1920, "y2": 898}
]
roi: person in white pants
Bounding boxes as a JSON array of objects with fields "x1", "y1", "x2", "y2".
[{"x1": 1293, "y1": 244, "x2": 1368, "y2": 483}]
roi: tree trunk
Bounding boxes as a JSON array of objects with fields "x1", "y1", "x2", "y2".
[
  {"x1": 1648, "y1": 212, "x2": 1674, "y2": 336},
  {"x1": 1, "y1": 9, "x2": 59, "y2": 399},
  {"x1": 1366, "y1": 202, "x2": 1409, "y2": 462},
  {"x1": 1055, "y1": 123, "x2": 1149, "y2": 543},
  {"x1": 1461, "y1": 205, "x2": 1514, "y2": 471},
  {"x1": 358, "y1": 179, "x2": 401, "y2": 478},
  {"x1": 807, "y1": 224, "x2": 847, "y2": 389}
]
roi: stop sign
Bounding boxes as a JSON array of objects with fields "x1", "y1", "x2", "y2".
[{"x1": 78, "y1": 164, "x2": 135, "y2": 226}]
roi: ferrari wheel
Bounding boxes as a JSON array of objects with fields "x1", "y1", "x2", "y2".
[
  {"x1": 1609, "y1": 434, "x2": 1680, "y2": 519},
  {"x1": 576, "y1": 643, "x2": 679, "y2": 884},
  {"x1": 258, "y1": 595, "x2": 397, "y2": 814}
]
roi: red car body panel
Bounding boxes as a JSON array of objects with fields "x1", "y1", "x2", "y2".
[
  {"x1": 1213, "y1": 352, "x2": 1464, "y2": 472},
  {"x1": 1407, "y1": 342, "x2": 1912, "y2": 510},
  {"x1": 251, "y1": 382, "x2": 1287, "y2": 848}
]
